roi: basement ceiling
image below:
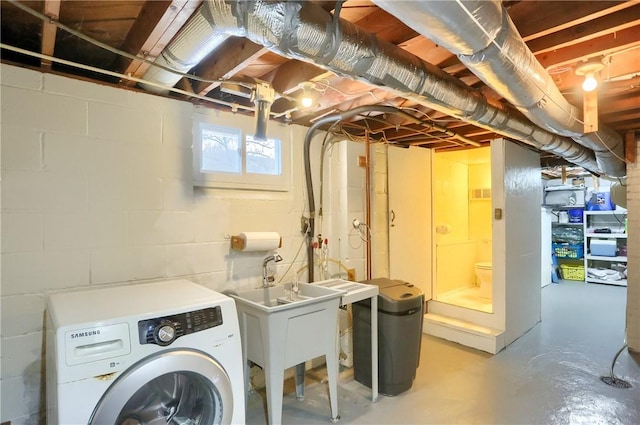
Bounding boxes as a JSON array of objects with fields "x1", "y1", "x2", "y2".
[{"x1": 2, "y1": 1, "x2": 639, "y2": 171}]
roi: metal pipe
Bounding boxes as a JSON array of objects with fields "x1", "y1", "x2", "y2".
[
  {"x1": 303, "y1": 105, "x2": 409, "y2": 282},
  {"x1": 0, "y1": 43, "x2": 255, "y2": 113},
  {"x1": 365, "y1": 129, "x2": 372, "y2": 281}
]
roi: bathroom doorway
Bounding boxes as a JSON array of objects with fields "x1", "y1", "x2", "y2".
[{"x1": 432, "y1": 147, "x2": 493, "y2": 313}]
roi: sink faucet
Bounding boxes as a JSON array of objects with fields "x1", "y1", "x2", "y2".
[{"x1": 262, "y1": 254, "x2": 283, "y2": 287}]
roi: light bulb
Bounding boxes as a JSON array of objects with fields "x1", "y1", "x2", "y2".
[
  {"x1": 301, "y1": 96, "x2": 314, "y2": 108},
  {"x1": 582, "y1": 72, "x2": 598, "y2": 92}
]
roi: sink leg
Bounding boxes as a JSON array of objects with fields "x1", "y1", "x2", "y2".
[
  {"x1": 240, "y1": 312, "x2": 251, "y2": 413},
  {"x1": 294, "y1": 363, "x2": 305, "y2": 400},
  {"x1": 326, "y1": 351, "x2": 339, "y2": 421},
  {"x1": 265, "y1": 365, "x2": 285, "y2": 425}
]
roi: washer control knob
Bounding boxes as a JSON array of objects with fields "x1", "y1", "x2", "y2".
[{"x1": 153, "y1": 321, "x2": 176, "y2": 346}]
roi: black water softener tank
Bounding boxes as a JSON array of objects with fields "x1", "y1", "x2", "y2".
[{"x1": 352, "y1": 278, "x2": 424, "y2": 396}]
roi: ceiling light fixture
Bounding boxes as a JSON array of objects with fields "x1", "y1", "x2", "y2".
[
  {"x1": 299, "y1": 82, "x2": 317, "y2": 109},
  {"x1": 575, "y1": 60, "x2": 604, "y2": 92},
  {"x1": 575, "y1": 59, "x2": 605, "y2": 133}
]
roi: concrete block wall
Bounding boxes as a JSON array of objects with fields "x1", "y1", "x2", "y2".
[
  {"x1": 626, "y1": 139, "x2": 639, "y2": 353},
  {"x1": 372, "y1": 143, "x2": 390, "y2": 278},
  {"x1": 0, "y1": 64, "x2": 362, "y2": 423}
]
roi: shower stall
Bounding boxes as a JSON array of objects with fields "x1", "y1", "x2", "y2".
[{"x1": 432, "y1": 147, "x2": 493, "y2": 313}]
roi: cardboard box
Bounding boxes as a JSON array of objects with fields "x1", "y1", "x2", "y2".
[{"x1": 590, "y1": 239, "x2": 617, "y2": 257}]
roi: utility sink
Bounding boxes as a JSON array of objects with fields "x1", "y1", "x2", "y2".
[
  {"x1": 231, "y1": 282, "x2": 344, "y2": 312},
  {"x1": 229, "y1": 281, "x2": 345, "y2": 425}
]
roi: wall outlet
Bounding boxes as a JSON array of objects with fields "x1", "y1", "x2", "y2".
[{"x1": 347, "y1": 268, "x2": 356, "y2": 281}]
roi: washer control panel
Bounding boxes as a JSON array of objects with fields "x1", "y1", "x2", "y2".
[{"x1": 138, "y1": 306, "x2": 223, "y2": 346}]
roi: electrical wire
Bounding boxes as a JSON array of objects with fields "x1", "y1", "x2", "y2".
[
  {"x1": 399, "y1": 106, "x2": 462, "y2": 124},
  {"x1": 0, "y1": 43, "x2": 257, "y2": 113},
  {"x1": 5, "y1": 0, "x2": 252, "y2": 89},
  {"x1": 314, "y1": 79, "x2": 385, "y2": 103},
  {"x1": 294, "y1": 257, "x2": 352, "y2": 281},
  {"x1": 277, "y1": 227, "x2": 309, "y2": 284},
  {"x1": 355, "y1": 222, "x2": 371, "y2": 243},
  {"x1": 592, "y1": 131, "x2": 631, "y2": 165}
]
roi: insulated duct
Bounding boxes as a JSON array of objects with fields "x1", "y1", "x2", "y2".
[
  {"x1": 139, "y1": 4, "x2": 231, "y2": 93},
  {"x1": 373, "y1": 0, "x2": 626, "y2": 177},
  {"x1": 143, "y1": 0, "x2": 600, "y2": 173}
]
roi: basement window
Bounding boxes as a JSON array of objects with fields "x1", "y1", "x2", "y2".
[{"x1": 193, "y1": 122, "x2": 290, "y2": 191}]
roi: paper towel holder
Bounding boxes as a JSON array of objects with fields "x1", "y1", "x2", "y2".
[{"x1": 231, "y1": 232, "x2": 282, "y2": 251}]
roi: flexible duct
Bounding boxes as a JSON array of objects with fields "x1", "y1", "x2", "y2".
[
  {"x1": 373, "y1": 0, "x2": 626, "y2": 177},
  {"x1": 139, "y1": 4, "x2": 230, "y2": 93},
  {"x1": 142, "y1": 0, "x2": 599, "y2": 173}
]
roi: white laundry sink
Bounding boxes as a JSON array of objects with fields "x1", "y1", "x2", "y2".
[
  {"x1": 231, "y1": 282, "x2": 343, "y2": 312},
  {"x1": 229, "y1": 282, "x2": 345, "y2": 425}
]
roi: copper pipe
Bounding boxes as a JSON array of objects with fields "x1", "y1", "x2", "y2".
[{"x1": 365, "y1": 130, "x2": 372, "y2": 280}]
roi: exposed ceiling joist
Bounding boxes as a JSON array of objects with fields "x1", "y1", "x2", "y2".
[{"x1": 1, "y1": 0, "x2": 637, "y2": 173}]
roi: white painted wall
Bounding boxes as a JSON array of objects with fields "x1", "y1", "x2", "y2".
[
  {"x1": 372, "y1": 143, "x2": 390, "y2": 278},
  {"x1": 0, "y1": 64, "x2": 364, "y2": 424},
  {"x1": 499, "y1": 139, "x2": 542, "y2": 345}
]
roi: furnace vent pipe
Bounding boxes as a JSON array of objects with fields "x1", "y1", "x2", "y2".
[{"x1": 373, "y1": 0, "x2": 626, "y2": 177}]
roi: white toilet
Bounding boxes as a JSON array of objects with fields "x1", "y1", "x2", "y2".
[{"x1": 475, "y1": 262, "x2": 493, "y2": 299}]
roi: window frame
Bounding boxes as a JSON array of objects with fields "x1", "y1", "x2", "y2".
[{"x1": 193, "y1": 118, "x2": 291, "y2": 192}]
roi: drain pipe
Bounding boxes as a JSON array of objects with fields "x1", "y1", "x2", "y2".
[
  {"x1": 373, "y1": 0, "x2": 626, "y2": 177},
  {"x1": 304, "y1": 105, "x2": 417, "y2": 282}
]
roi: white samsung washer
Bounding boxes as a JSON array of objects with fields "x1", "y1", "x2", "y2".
[{"x1": 46, "y1": 279, "x2": 245, "y2": 425}]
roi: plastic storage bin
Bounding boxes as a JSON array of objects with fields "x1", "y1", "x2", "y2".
[
  {"x1": 590, "y1": 239, "x2": 617, "y2": 257},
  {"x1": 568, "y1": 208, "x2": 584, "y2": 223},
  {"x1": 560, "y1": 263, "x2": 585, "y2": 281},
  {"x1": 352, "y1": 278, "x2": 423, "y2": 396},
  {"x1": 552, "y1": 243, "x2": 584, "y2": 259}
]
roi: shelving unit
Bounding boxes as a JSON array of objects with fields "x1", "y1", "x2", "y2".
[
  {"x1": 551, "y1": 222, "x2": 585, "y2": 281},
  {"x1": 544, "y1": 185, "x2": 587, "y2": 282},
  {"x1": 583, "y1": 210, "x2": 627, "y2": 286}
]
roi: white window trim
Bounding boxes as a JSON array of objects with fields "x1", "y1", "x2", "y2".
[{"x1": 193, "y1": 117, "x2": 291, "y2": 192}]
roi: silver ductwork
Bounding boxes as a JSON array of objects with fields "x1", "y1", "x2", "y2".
[
  {"x1": 140, "y1": 4, "x2": 231, "y2": 93},
  {"x1": 373, "y1": 0, "x2": 626, "y2": 177},
  {"x1": 143, "y1": 0, "x2": 602, "y2": 173}
]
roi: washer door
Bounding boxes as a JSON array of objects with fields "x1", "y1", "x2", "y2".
[{"x1": 89, "y1": 349, "x2": 234, "y2": 425}]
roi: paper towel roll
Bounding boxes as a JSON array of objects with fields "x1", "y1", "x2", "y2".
[{"x1": 231, "y1": 232, "x2": 281, "y2": 251}]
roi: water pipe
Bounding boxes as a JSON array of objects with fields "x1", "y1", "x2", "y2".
[{"x1": 303, "y1": 105, "x2": 424, "y2": 282}]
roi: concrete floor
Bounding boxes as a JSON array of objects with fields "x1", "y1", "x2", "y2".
[{"x1": 245, "y1": 280, "x2": 640, "y2": 424}]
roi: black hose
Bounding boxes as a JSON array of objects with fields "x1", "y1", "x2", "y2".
[{"x1": 303, "y1": 105, "x2": 418, "y2": 282}]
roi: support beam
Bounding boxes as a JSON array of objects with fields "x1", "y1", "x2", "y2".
[
  {"x1": 191, "y1": 37, "x2": 267, "y2": 95},
  {"x1": 626, "y1": 131, "x2": 637, "y2": 164},
  {"x1": 41, "y1": 0, "x2": 61, "y2": 68},
  {"x1": 583, "y1": 90, "x2": 599, "y2": 133},
  {"x1": 117, "y1": 0, "x2": 201, "y2": 86}
]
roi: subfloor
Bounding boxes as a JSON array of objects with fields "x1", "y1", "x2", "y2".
[{"x1": 245, "y1": 280, "x2": 640, "y2": 424}]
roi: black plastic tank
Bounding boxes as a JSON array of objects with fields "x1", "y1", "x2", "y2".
[{"x1": 352, "y1": 278, "x2": 424, "y2": 396}]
